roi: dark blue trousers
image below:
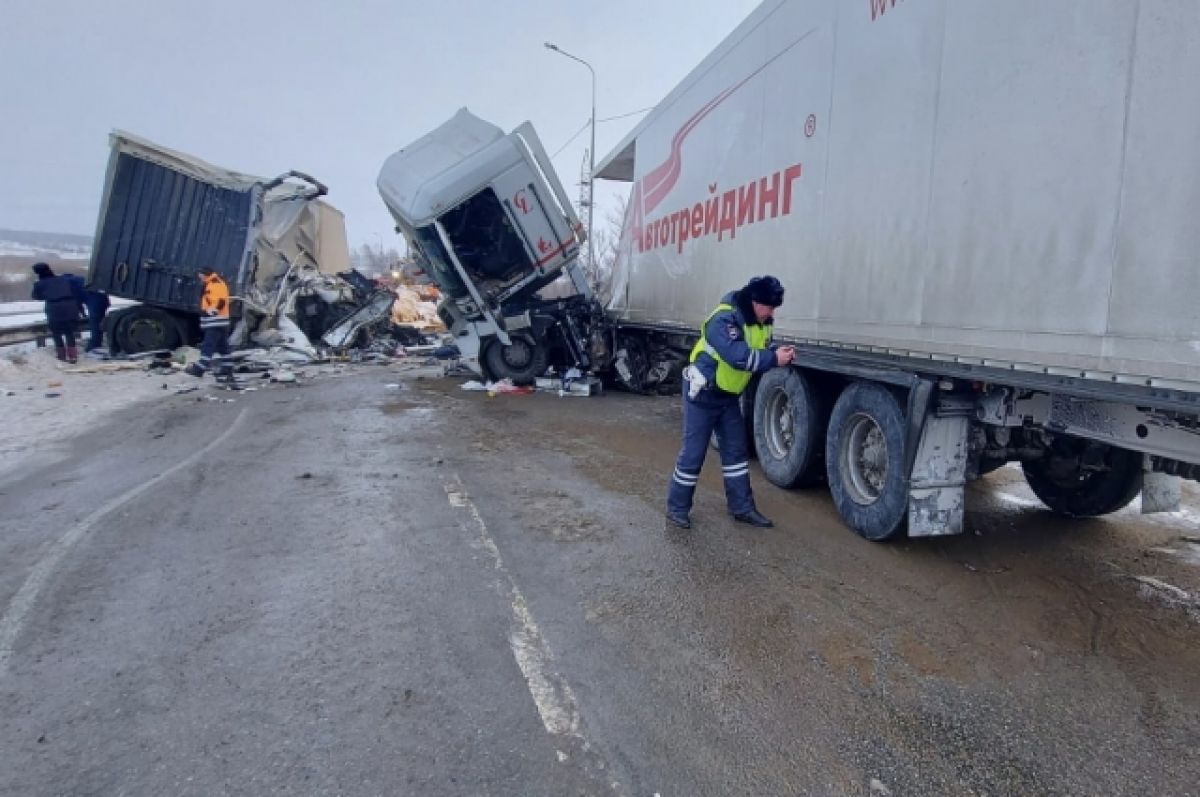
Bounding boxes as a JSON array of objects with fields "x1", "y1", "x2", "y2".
[
  {"x1": 198, "y1": 325, "x2": 231, "y2": 374},
  {"x1": 86, "y1": 313, "x2": 104, "y2": 350},
  {"x1": 47, "y1": 319, "x2": 77, "y2": 351},
  {"x1": 667, "y1": 384, "x2": 754, "y2": 517}
]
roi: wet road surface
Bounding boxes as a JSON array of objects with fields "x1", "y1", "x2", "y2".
[{"x1": 1, "y1": 371, "x2": 1198, "y2": 795}]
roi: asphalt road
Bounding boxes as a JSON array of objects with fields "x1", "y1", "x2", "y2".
[{"x1": 1, "y1": 370, "x2": 1198, "y2": 796}]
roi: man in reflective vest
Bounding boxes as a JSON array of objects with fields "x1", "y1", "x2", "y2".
[
  {"x1": 186, "y1": 268, "x2": 233, "y2": 379},
  {"x1": 666, "y1": 275, "x2": 795, "y2": 529}
]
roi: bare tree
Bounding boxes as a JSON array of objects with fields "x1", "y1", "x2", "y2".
[
  {"x1": 351, "y1": 244, "x2": 405, "y2": 275},
  {"x1": 583, "y1": 193, "x2": 628, "y2": 298}
]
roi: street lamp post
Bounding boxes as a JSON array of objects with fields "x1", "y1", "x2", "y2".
[{"x1": 544, "y1": 42, "x2": 596, "y2": 277}]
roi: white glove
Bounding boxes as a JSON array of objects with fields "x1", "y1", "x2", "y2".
[{"x1": 683, "y1": 365, "x2": 706, "y2": 399}]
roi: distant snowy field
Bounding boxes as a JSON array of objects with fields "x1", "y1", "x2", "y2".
[{"x1": 0, "y1": 241, "x2": 91, "y2": 260}]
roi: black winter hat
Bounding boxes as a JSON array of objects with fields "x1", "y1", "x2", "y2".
[
  {"x1": 31, "y1": 262, "x2": 53, "y2": 278},
  {"x1": 744, "y1": 275, "x2": 784, "y2": 307}
]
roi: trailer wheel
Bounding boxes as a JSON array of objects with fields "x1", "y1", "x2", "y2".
[
  {"x1": 114, "y1": 307, "x2": 182, "y2": 354},
  {"x1": 741, "y1": 374, "x2": 760, "y2": 458},
  {"x1": 482, "y1": 336, "x2": 548, "y2": 386},
  {"x1": 754, "y1": 368, "x2": 827, "y2": 488},
  {"x1": 1021, "y1": 442, "x2": 1143, "y2": 517},
  {"x1": 825, "y1": 382, "x2": 908, "y2": 541}
]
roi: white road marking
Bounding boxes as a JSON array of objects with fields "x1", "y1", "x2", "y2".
[
  {"x1": 0, "y1": 408, "x2": 249, "y2": 678},
  {"x1": 444, "y1": 476, "x2": 583, "y2": 739}
]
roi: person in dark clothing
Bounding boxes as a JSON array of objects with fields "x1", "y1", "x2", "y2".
[
  {"x1": 30, "y1": 262, "x2": 86, "y2": 363},
  {"x1": 82, "y1": 288, "x2": 110, "y2": 352}
]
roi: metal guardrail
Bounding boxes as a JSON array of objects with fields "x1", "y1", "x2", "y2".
[
  {"x1": 0, "y1": 300, "x2": 131, "y2": 348},
  {"x1": 0, "y1": 320, "x2": 88, "y2": 348}
]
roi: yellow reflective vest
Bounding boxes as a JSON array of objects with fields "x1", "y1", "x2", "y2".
[{"x1": 688, "y1": 302, "x2": 772, "y2": 395}]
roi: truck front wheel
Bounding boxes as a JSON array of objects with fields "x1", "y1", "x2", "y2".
[
  {"x1": 482, "y1": 336, "x2": 548, "y2": 386},
  {"x1": 1021, "y1": 442, "x2": 1142, "y2": 517},
  {"x1": 825, "y1": 382, "x2": 909, "y2": 541}
]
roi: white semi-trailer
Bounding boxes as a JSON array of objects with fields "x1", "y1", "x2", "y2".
[{"x1": 592, "y1": 0, "x2": 1200, "y2": 540}]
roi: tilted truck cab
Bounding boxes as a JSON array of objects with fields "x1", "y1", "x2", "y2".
[{"x1": 377, "y1": 109, "x2": 604, "y2": 383}]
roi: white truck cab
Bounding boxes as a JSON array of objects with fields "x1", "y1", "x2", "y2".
[{"x1": 378, "y1": 109, "x2": 594, "y2": 378}]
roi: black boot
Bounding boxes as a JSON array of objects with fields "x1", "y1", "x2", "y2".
[
  {"x1": 665, "y1": 511, "x2": 692, "y2": 529},
  {"x1": 732, "y1": 508, "x2": 774, "y2": 528}
]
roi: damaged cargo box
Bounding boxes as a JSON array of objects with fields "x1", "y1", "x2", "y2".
[{"x1": 87, "y1": 131, "x2": 388, "y2": 355}]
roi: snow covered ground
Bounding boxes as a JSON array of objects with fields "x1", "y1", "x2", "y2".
[{"x1": 0, "y1": 343, "x2": 185, "y2": 482}]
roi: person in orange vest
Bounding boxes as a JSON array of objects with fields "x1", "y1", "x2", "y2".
[{"x1": 186, "y1": 268, "x2": 233, "y2": 379}]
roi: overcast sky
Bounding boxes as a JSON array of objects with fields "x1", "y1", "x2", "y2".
[{"x1": 1, "y1": 0, "x2": 761, "y2": 250}]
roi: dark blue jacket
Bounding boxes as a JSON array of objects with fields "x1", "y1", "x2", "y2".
[{"x1": 32, "y1": 274, "x2": 86, "y2": 323}]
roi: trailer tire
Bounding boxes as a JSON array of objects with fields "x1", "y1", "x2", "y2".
[
  {"x1": 114, "y1": 307, "x2": 183, "y2": 354},
  {"x1": 825, "y1": 382, "x2": 908, "y2": 541},
  {"x1": 741, "y1": 375, "x2": 760, "y2": 458},
  {"x1": 1021, "y1": 443, "x2": 1143, "y2": 517},
  {"x1": 754, "y1": 368, "x2": 827, "y2": 488},
  {"x1": 482, "y1": 336, "x2": 549, "y2": 386}
]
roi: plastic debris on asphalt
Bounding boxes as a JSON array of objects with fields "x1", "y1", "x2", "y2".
[{"x1": 460, "y1": 378, "x2": 534, "y2": 396}]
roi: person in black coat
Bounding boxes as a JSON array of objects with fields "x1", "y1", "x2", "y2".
[
  {"x1": 30, "y1": 262, "x2": 85, "y2": 363},
  {"x1": 83, "y1": 287, "x2": 110, "y2": 352}
]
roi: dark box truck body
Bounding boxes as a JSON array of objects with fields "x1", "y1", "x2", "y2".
[
  {"x1": 88, "y1": 131, "x2": 331, "y2": 352},
  {"x1": 90, "y1": 137, "x2": 258, "y2": 317}
]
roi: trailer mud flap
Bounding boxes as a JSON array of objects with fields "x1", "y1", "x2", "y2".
[
  {"x1": 1141, "y1": 469, "x2": 1182, "y2": 514},
  {"x1": 908, "y1": 415, "x2": 970, "y2": 537}
]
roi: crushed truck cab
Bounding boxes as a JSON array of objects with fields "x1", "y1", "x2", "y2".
[{"x1": 378, "y1": 109, "x2": 600, "y2": 381}]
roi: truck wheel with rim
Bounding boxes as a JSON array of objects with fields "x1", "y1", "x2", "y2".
[
  {"x1": 481, "y1": 335, "x2": 549, "y2": 385},
  {"x1": 114, "y1": 306, "x2": 183, "y2": 353},
  {"x1": 825, "y1": 382, "x2": 909, "y2": 541},
  {"x1": 1021, "y1": 441, "x2": 1142, "y2": 517},
  {"x1": 754, "y1": 367, "x2": 828, "y2": 487}
]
